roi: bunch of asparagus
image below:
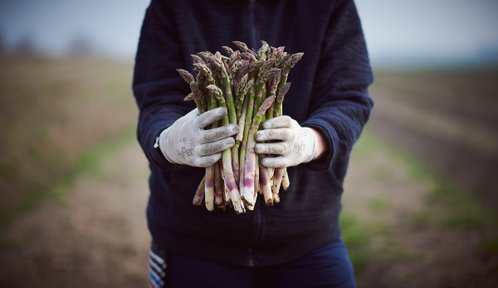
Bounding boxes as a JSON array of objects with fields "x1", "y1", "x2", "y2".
[{"x1": 176, "y1": 40, "x2": 303, "y2": 213}]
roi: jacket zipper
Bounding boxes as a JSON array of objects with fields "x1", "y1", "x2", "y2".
[
  {"x1": 248, "y1": 0, "x2": 257, "y2": 49},
  {"x1": 247, "y1": 247, "x2": 255, "y2": 266},
  {"x1": 247, "y1": 0, "x2": 259, "y2": 268},
  {"x1": 247, "y1": 196, "x2": 264, "y2": 267}
]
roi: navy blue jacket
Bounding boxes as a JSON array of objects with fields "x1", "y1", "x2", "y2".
[{"x1": 133, "y1": 0, "x2": 373, "y2": 266}]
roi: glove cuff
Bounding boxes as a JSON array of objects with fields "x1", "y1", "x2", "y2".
[
  {"x1": 158, "y1": 127, "x2": 178, "y2": 164},
  {"x1": 302, "y1": 127, "x2": 317, "y2": 163}
]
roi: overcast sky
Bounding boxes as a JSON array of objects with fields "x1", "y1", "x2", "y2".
[
  {"x1": 356, "y1": 0, "x2": 498, "y2": 65},
  {"x1": 0, "y1": 0, "x2": 497, "y2": 66}
]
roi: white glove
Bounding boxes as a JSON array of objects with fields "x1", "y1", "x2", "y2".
[
  {"x1": 254, "y1": 116, "x2": 317, "y2": 168},
  {"x1": 158, "y1": 107, "x2": 238, "y2": 167}
]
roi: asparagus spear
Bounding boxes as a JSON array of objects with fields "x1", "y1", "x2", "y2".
[
  {"x1": 206, "y1": 85, "x2": 245, "y2": 214},
  {"x1": 193, "y1": 62, "x2": 218, "y2": 210},
  {"x1": 222, "y1": 45, "x2": 234, "y2": 56},
  {"x1": 259, "y1": 162, "x2": 273, "y2": 206},
  {"x1": 254, "y1": 60, "x2": 277, "y2": 109},
  {"x1": 193, "y1": 176, "x2": 205, "y2": 206},
  {"x1": 239, "y1": 83, "x2": 256, "y2": 188},
  {"x1": 257, "y1": 40, "x2": 270, "y2": 61},
  {"x1": 232, "y1": 40, "x2": 256, "y2": 56},
  {"x1": 272, "y1": 53, "x2": 303, "y2": 193},
  {"x1": 266, "y1": 69, "x2": 281, "y2": 120},
  {"x1": 241, "y1": 95, "x2": 276, "y2": 207},
  {"x1": 271, "y1": 82, "x2": 292, "y2": 199},
  {"x1": 235, "y1": 75, "x2": 252, "y2": 120},
  {"x1": 206, "y1": 53, "x2": 242, "y2": 185},
  {"x1": 176, "y1": 69, "x2": 212, "y2": 206},
  {"x1": 176, "y1": 68, "x2": 194, "y2": 84},
  {"x1": 249, "y1": 62, "x2": 278, "y2": 191},
  {"x1": 264, "y1": 69, "x2": 282, "y2": 182},
  {"x1": 236, "y1": 95, "x2": 248, "y2": 143},
  {"x1": 204, "y1": 167, "x2": 215, "y2": 211},
  {"x1": 235, "y1": 77, "x2": 253, "y2": 145},
  {"x1": 214, "y1": 162, "x2": 224, "y2": 207},
  {"x1": 239, "y1": 60, "x2": 264, "y2": 189}
]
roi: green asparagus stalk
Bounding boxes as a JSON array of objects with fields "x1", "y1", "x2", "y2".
[
  {"x1": 214, "y1": 162, "x2": 224, "y2": 207},
  {"x1": 254, "y1": 60, "x2": 277, "y2": 109},
  {"x1": 235, "y1": 75, "x2": 252, "y2": 120},
  {"x1": 241, "y1": 95, "x2": 276, "y2": 208},
  {"x1": 236, "y1": 95, "x2": 248, "y2": 143},
  {"x1": 239, "y1": 60, "x2": 265, "y2": 155},
  {"x1": 177, "y1": 68, "x2": 212, "y2": 206},
  {"x1": 239, "y1": 84, "x2": 255, "y2": 188},
  {"x1": 234, "y1": 77, "x2": 253, "y2": 149},
  {"x1": 259, "y1": 163, "x2": 273, "y2": 206},
  {"x1": 271, "y1": 82, "x2": 292, "y2": 199},
  {"x1": 271, "y1": 53, "x2": 303, "y2": 194},
  {"x1": 256, "y1": 69, "x2": 281, "y2": 200},
  {"x1": 194, "y1": 62, "x2": 218, "y2": 210},
  {"x1": 207, "y1": 53, "x2": 241, "y2": 184},
  {"x1": 263, "y1": 70, "x2": 282, "y2": 183},
  {"x1": 204, "y1": 167, "x2": 215, "y2": 211},
  {"x1": 206, "y1": 84, "x2": 245, "y2": 213},
  {"x1": 266, "y1": 69, "x2": 281, "y2": 119}
]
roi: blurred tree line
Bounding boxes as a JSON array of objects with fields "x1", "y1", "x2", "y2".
[{"x1": 0, "y1": 32, "x2": 97, "y2": 57}]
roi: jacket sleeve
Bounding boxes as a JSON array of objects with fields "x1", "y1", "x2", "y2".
[
  {"x1": 301, "y1": 0, "x2": 374, "y2": 171},
  {"x1": 132, "y1": 0, "x2": 192, "y2": 171}
]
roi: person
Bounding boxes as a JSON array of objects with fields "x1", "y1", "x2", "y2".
[{"x1": 133, "y1": 0, "x2": 373, "y2": 287}]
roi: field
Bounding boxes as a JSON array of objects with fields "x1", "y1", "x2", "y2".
[
  {"x1": 343, "y1": 68, "x2": 498, "y2": 287},
  {"x1": 0, "y1": 56, "x2": 496, "y2": 287},
  {"x1": 369, "y1": 69, "x2": 498, "y2": 209},
  {"x1": 0, "y1": 56, "x2": 137, "y2": 231},
  {"x1": 0, "y1": 56, "x2": 148, "y2": 286}
]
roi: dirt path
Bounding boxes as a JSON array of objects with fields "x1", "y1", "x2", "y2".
[{"x1": 0, "y1": 142, "x2": 150, "y2": 287}]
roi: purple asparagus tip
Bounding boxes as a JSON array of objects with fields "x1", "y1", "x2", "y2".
[{"x1": 176, "y1": 68, "x2": 194, "y2": 84}]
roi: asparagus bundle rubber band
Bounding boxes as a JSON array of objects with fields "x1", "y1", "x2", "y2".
[{"x1": 177, "y1": 41, "x2": 303, "y2": 213}]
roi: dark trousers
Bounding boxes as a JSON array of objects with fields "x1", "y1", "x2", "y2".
[{"x1": 148, "y1": 238, "x2": 356, "y2": 288}]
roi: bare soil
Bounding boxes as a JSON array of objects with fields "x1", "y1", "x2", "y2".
[
  {"x1": 343, "y1": 69, "x2": 498, "y2": 287},
  {"x1": 0, "y1": 143, "x2": 150, "y2": 287},
  {"x1": 343, "y1": 131, "x2": 497, "y2": 288},
  {"x1": 369, "y1": 69, "x2": 498, "y2": 210}
]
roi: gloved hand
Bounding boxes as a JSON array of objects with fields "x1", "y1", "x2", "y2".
[
  {"x1": 254, "y1": 116, "x2": 317, "y2": 168},
  {"x1": 158, "y1": 107, "x2": 238, "y2": 167}
]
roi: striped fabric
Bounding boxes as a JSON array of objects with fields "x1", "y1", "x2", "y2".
[{"x1": 148, "y1": 247, "x2": 167, "y2": 288}]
